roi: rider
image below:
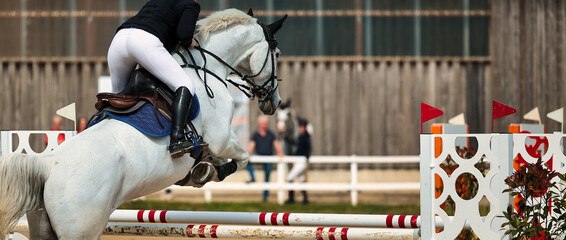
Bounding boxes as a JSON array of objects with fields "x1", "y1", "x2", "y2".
[{"x1": 107, "y1": 0, "x2": 200, "y2": 158}]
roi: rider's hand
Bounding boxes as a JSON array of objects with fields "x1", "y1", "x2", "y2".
[{"x1": 189, "y1": 38, "x2": 197, "y2": 48}]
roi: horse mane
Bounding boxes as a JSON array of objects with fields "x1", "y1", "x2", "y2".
[{"x1": 196, "y1": 9, "x2": 257, "y2": 42}]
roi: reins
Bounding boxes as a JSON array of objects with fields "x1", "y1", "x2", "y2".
[{"x1": 174, "y1": 22, "x2": 280, "y2": 101}]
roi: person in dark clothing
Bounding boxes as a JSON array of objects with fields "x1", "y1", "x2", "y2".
[
  {"x1": 285, "y1": 117, "x2": 312, "y2": 204},
  {"x1": 107, "y1": 0, "x2": 200, "y2": 158},
  {"x1": 247, "y1": 116, "x2": 285, "y2": 202}
]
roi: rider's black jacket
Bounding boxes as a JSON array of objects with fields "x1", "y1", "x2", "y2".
[{"x1": 118, "y1": 0, "x2": 200, "y2": 52}]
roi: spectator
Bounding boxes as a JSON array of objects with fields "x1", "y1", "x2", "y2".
[
  {"x1": 45, "y1": 116, "x2": 65, "y2": 145},
  {"x1": 246, "y1": 116, "x2": 285, "y2": 202},
  {"x1": 77, "y1": 117, "x2": 88, "y2": 133},
  {"x1": 285, "y1": 117, "x2": 312, "y2": 204}
]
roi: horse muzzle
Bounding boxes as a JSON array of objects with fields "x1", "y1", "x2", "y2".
[{"x1": 259, "y1": 98, "x2": 281, "y2": 115}]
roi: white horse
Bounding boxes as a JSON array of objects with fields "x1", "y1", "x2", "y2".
[
  {"x1": 0, "y1": 9, "x2": 286, "y2": 239},
  {"x1": 276, "y1": 100, "x2": 299, "y2": 155}
]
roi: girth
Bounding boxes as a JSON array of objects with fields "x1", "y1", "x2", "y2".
[{"x1": 95, "y1": 69, "x2": 174, "y2": 121}]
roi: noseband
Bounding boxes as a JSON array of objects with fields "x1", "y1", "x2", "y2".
[{"x1": 175, "y1": 22, "x2": 280, "y2": 101}]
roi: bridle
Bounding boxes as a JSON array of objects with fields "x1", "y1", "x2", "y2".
[{"x1": 175, "y1": 21, "x2": 280, "y2": 101}]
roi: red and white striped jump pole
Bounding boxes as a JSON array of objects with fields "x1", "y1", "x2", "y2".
[
  {"x1": 12, "y1": 221, "x2": 420, "y2": 239},
  {"x1": 110, "y1": 210, "x2": 422, "y2": 228},
  {"x1": 103, "y1": 223, "x2": 421, "y2": 240},
  {"x1": 110, "y1": 210, "x2": 465, "y2": 229}
]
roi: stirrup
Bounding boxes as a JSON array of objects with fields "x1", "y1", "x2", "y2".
[{"x1": 169, "y1": 139, "x2": 194, "y2": 158}]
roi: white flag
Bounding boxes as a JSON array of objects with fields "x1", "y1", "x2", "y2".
[
  {"x1": 547, "y1": 108, "x2": 563, "y2": 124},
  {"x1": 448, "y1": 113, "x2": 465, "y2": 125},
  {"x1": 56, "y1": 102, "x2": 76, "y2": 122},
  {"x1": 547, "y1": 107, "x2": 564, "y2": 133},
  {"x1": 524, "y1": 107, "x2": 541, "y2": 124}
]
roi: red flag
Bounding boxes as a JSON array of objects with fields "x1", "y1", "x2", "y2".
[
  {"x1": 492, "y1": 100, "x2": 517, "y2": 132},
  {"x1": 421, "y1": 102, "x2": 444, "y2": 133}
]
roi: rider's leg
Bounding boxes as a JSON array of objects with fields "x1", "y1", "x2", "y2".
[
  {"x1": 125, "y1": 28, "x2": 196, "y2": 94},
  {"x1": 107, "y1": 29, "x2": 137, "y2": 93},
  {"x1": 169, "y1": 86, "x2": 194, "y2": 158},
  {"x1": 123, "y1": 29, "x2": 199, "y2": 157},
  {"x1": 286, "y1": 190, "x2": 295, "y2": 204},
  {"x1": 301, "y1": 190, "x2": 309, "y2": 204}
]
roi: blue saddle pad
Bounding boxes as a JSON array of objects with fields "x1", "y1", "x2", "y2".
[{"x1": 88, "y1": 95, "x2": 200, "y2": 137}]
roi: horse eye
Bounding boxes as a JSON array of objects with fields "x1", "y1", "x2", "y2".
[{"x1": 275, "y1": 52, "x2": 281, "y2": 58}]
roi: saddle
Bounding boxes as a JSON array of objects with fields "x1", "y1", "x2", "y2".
[
  {"x1": 95, "y1": 69, "x2": 174, "y2": 121},
  {"x1": 91, "y1": 68, "x2": 241, "y2": 187}
]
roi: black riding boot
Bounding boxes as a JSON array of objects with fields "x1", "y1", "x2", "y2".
[
  {"x1": 285, "y1": 190, "x2": 295, "y2": 204},
  {"x1": 301, "y1": 191, "x2": 309, "y2": 204},
  {"x1": 169, "y1": 87, "x2": 194, "y2": 158}
]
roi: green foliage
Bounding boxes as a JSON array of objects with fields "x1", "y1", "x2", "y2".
[{"x1": 501, "y1": 158, "x2": 566, "y2": 240}]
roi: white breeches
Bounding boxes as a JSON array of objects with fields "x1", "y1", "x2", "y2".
[
  {"x1": 107, "y1": 28, "x2": 196, "y2": 94},
  {"x1": 286, "y1": 161, "x2": 307, "y2": 183}
]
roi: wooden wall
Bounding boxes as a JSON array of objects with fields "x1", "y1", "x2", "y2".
[
  {"x1": 489, "y1": 0, "x2": 566, "y2": 132},
  {"x1": 0, "y1": 58, "x2": 107, "y2": 132},
  {"x1": 0, "y1": 57, "x2": 492, "y2": 156},
  {"x1": 250, "y1": 57, "x2": 492, "y2": 156},
  {"x1": 0, "y1": 54, "x2": 562, "y2": 155}
]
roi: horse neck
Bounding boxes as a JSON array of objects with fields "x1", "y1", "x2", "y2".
[{"x1": 194, "y1": 25, "x2": 263, "y2": 76}]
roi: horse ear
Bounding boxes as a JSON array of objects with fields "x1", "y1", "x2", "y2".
[
  {"x1": 267, "y1": 14, "x2": 288, "y2": 36},
  {"x1": 247, "y1": 8, "x2": 254, "y2": 17}
]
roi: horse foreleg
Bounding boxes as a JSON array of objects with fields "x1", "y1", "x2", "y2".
[
  {"x1": 208, "y1": 130, "x2": 249, "y2": 171},
  {"x1": 183, "y1": 129, "x2": 249, "y2": 186},
  {"x1": 27, "y1": 204, "x2": 57, "y2": 240}
]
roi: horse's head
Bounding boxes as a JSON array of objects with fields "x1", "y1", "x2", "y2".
[
  {"x1": 239, "y1": 9, "x2": 287, "y2": 115},
  {"x1": 276, "y1": 99, "x2": 292, "y2": 134},
  {"x1": 193, "y1": 9, "x2": 287, "y2": 115},
  {"x1": 275, "y1": 99, "x2": 298, "y2": 155}
]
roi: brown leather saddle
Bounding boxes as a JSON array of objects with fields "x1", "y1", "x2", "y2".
[{"x1": 95, "y1": 69, "x2": 174, "y2": 122}]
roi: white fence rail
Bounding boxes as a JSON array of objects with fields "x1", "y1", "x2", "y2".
[{"x1": 173, "y1": 155, "x2": 420, "y2": 206}]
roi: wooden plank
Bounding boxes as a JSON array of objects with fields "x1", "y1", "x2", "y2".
[
  {"x1": 326, "y1": 62, "x2": 339, "y2": 153},
  {"x1": 542, "y1": 0, "x2": 559, "y2": 130},
  {"x1": 336, "y1": 62, "x2": 350, "y2": 156},
  {"x1": 412, "y1": 61, "x2": 425, "y2": 139},
  {"x1": 349, "y1": 62, "x2": 362, "y2": 155},
  {"x1": 437, "y1": 62, "x2": 450, "y2": 124},
  {"x1": 559, "y1": 0, "x2": 566, "y2": 126},
  {"x1": 0, "y1": 62, "x2": 5, "y2": 129},
  {"x1": 384, "y1": 62, "x2": 400, "y2": 155},
  {"x1": 366, "y1": 62, "x2": 381, "y2": 155},
  {"x1": 9, "y1": 62, "x2": 20, "y2": 129},
  {"x1": 421, "y1": 62, "x2": 437, "y2": 133},
  {"x1": 316, "y1": 61, "x2": 326, "y2": 156},
  {"x1": 79, "y1": 61, "x2": 92, "y2": 120},
  {"x1": 374, "y1": 61, "x2": 387, "y2": 155},
  {"x1": 398, "y1": 62, "x2": 412, "y2": 154}
]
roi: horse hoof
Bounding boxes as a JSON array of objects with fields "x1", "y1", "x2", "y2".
[{"x1": 191, "y1": 162, "x2": 215, "y2": 184}]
